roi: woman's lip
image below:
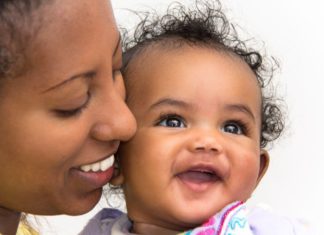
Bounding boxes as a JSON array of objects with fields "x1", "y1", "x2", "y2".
[{"x1": 70, "y1": 165, "x2": 114, "y2": 191}]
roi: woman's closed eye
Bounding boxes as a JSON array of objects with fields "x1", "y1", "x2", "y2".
[
  {"x1": 222, "y1": 120, "x2": 247, "y2": 135},
  {"x1": 55, "y1": 92, "x2": 91, "y2": 118},
  {"x1": 156, "y1": 114, "x2": 186, "y2": 128}
]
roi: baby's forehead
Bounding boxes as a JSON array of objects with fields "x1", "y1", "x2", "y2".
[
  {"x1": 124, "y1": 41, "x2": 255, "y2": 83},
  {"x1": 124, "y1": 43, "x2": 262, "y2": 104},
  {"x1": 125, "y1": 37, "x2": 228, "y2": 60},
  {"x1": 126, "y1": 35, "x2": 255, "y2": 63}
]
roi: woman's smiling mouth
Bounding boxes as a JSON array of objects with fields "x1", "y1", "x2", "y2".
[
  {"x1": 70, "y1": 155, "x2": 116, "y2": 192},
  {"x1": 79, "y1": 155, "x2": 115, "y2": 172}
]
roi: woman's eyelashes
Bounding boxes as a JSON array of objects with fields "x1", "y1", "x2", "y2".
[
  {"x1": 156, "y1": 114, "x2": 187, "y2": 128},
  {"x1": 55, "y1": 92, "x2": 91, "y2": 118}
]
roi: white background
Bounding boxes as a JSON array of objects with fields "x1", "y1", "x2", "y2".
[{"x1": 36, "y1": 0, "x2": 324, "y2": 234}]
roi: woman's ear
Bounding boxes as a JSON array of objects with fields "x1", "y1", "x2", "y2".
[
  {"x1": 256, "y1": 149, "x2": 270, "y2": 186},
  {"x1": 110, "y1": 161, "x2": 124, "y2": 186}
]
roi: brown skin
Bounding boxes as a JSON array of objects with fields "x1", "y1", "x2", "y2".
[
  {"x1": 0, "y1": 208, "x2": 21, "y2": 235},
  {"x1": 0, "y1": 0, "x2": 136, "y2": 234},
  {"x1": 112, "y1": 46, "x2": 269, "y2": 234}
]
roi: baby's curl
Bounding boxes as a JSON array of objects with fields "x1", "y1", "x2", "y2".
[{"x1": 121, "y1": 0, "x2": 285, "y2": 148}]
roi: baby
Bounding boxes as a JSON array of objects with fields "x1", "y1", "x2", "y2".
[{"x1": 81, "y1": 1, "x2": 311, "y2": 234}]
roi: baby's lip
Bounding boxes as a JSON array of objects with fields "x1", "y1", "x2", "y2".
[{"x1": 176, "y1": 164, "x2": 223, "y2": 184}]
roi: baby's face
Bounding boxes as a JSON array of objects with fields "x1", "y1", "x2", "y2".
[{"x1": 118, "y1": 46, "x2": 268, "y2": 231}]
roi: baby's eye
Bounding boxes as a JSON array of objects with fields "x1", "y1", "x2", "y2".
[
  {"x1": 157, "y1": 115, "x2": 186, "y2": 128},
  {"x1": 222, "y1": 122, "x2": 244, "y2": 135}
]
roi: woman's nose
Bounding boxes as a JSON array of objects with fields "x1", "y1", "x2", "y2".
[
  {"x1": 188, "y1": 129, "x2": 223, "y2": 153},
  {"x1": 90, "y1": 91, "x2": 136, "y2": 143}
]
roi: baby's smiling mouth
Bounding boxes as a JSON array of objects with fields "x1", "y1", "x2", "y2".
[
  {"x1": 176, "y1": 166, "x2": 222, "y2": 191},
  {"x1": 178, "y1": 170, "x2": 219, "y2": 183},
  {"x1": 177, "y1": 168, "x2": 220, "y2": 183}
]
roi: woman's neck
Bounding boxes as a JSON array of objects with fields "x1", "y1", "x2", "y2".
[{"x1": 0, "y1": 206, "x2": 21, "y2": 235}]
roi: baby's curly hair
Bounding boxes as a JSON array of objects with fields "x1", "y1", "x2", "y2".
[{"x1": 121, "y1": 0, "x2": 284, "y2": 148}]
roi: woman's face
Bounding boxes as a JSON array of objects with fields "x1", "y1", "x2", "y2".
[{"x1": 0, "y1": 0, "x2": 136, "y2": 215}]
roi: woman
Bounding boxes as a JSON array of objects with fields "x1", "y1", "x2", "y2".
[{"x1": 0, "y1": 0, "x2": 136, "y2": 234}]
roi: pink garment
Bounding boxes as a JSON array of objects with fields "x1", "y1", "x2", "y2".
[{"x1": 179, "y1": 201, "x2": 253, "y2": 235}]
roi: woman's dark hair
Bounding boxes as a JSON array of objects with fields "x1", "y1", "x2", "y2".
[
  {"x1": 0, "y1": 0, "x2": 44, "y2": 80},
  {"x1": 121, "y1": 0, "x2": 285, "y2": 148}
]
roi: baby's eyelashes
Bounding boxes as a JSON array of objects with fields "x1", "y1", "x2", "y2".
[
  {"x1": 222, "y1": 120, "x2": 248, "y2": 135},
  {"x1": 155, "y1": 114, "x2": 187, "y2": 128}
]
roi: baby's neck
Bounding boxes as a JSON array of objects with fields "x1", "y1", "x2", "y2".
[
  {"x1": 0, "y1": 206, "x2": 21, "y2": 235},
  {"x1": 132, "y1": 222, "x2": 181, "y2": 235}
]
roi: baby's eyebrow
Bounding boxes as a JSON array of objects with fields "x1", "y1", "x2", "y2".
[
  {"x1": 225, "y1": 104, "x2": 256, "y2": 123},
  {"x1": 149, "y1": 98, "x2": 191, "y2": 111}
]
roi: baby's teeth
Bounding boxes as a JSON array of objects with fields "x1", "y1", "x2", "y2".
[{"x1": 80, "y1": 155, "x2": 114, "y2": 173}]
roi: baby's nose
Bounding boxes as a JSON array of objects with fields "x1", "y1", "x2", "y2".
[{"x1": 188, "y1": 129, "x2": 224, "y2": 154}]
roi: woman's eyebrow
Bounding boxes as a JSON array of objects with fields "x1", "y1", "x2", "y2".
[
  {"x1": 41, "y1": 71, "x2": 94, "y2": 94},
  {"x1": 42, "y1": 34, "x2": 121, "y2": 94}
]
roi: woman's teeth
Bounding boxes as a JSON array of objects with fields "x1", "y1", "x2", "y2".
[{"x1": 80, "y1": 155, "x2": 114, "y2": 172}]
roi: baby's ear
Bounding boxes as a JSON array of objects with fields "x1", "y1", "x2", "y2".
[
  {"x1": 256, "y1": 149, "x2": 270, "y2": 186},
  {"x1": 110, "y1": 160, "x2": 124, "y2": 186}
]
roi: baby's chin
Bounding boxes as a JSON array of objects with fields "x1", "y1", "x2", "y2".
[
  {"x1": 164, "y1": 211, "x2": 216, "y2": 232},
  {"x1": 130, "y1": 213, "x2": 211, "y2": 234},
  {"x1": 128, "y1": 202, "x2": 223, "y2": 232}
]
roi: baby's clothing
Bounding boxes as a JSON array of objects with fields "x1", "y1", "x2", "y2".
[
  {"x1": 79, "y1": 201, "x2": 311, "y2": 235},
  {"x1": 179, "y1": 201, "x2": 310, "y2": 235},
  {"x1": 180, "y1": 201, "x2": 252, "y2": 235}
]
